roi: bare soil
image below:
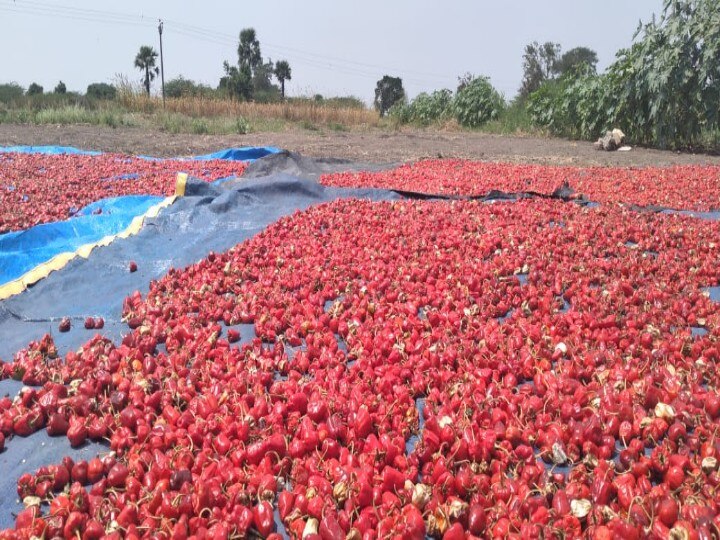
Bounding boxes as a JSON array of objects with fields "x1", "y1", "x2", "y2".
[{"x1": 1, "y1": 123, "x2": 719, "y2": 167}]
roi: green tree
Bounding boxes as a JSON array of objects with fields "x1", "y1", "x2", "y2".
[
  {"x1": 54, "y1": 81, "x2": 67, "y2": 94},
  {"x1": 27, "y1": 83, "x2": 43, "y2": 95},
  {"x1": 519, "y1": 41, "x2": 561, "y2": 97},
  {"x1": 238, "y1": 28, "x2": 262, "y2": 74},
  {"x1": 374, "y1": 75, "x2": 405, "y2": 116},
  {"x1": 252, "y1": 58, "x2": 280, "y2": 102},
  {"x1": 274, "y1": 60, "x2": 292, "y2": 99},
  {"x1": 452, "y1": 76, "x2": 505, "y2": 127},
  {"x1": 134, "y1": 45, "x2": 159, "y2": 96},
  {"x1": 605, "y1": 0, "x2": 720, "y2": 148},
  {"x1": 86, "y1": 82, "x2": 116, "y2": 100},
  {"x1": 554, "y1": 47, "x2": 598, "y2": 76},
  {"x1": 218, "y1": 61, "x2": 253, "y2": 100},
  {"x1": 528, "y1": 0, "x2": 720, "y2": 149}
]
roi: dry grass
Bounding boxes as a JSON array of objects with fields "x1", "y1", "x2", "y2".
[{"x1": 118, "y1": 93, "x2": 380, "y2": 128}]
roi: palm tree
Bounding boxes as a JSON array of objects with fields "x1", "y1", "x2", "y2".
[
  {"x1": 134, "y1": 45, "x2": 159, "y2": 95},
  {"x1": 237, "y1": 28, "x2": 261, "y2": 73},
  {"x1": 274, "y1": 60, "x2": 292, "y2": 99}
]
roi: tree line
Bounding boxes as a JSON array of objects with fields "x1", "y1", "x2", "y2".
[
  {"x1": 376, "y1": 0, "x2": 719, "y2": 149},
  {"x1": 134, "y1": 28, "x2": 292, "y2": 102},
  {"x1": 372, "y1": 44, "x2": 599, "y2": 128}
]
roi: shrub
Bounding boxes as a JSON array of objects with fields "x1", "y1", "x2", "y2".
[
  {"x1": 528, "y1": 0, "x2": 720, "y2": 150},
  {"x1": 27, "y1": 83, "x2": 43, "y2": 96},
  {"x1": 452, "y1": 76, "x2": 504, "y2": 127},
  {"x1": 86, "y1": 83, "x2": 117, "y2": 100},
  {"x1": 165, "y1": 76, "x2": 214, "y2": 99},
  {"x1": 0, "y1": 83, "x2": 24, "y2": 104},
  {"x1": 407, "y1": 89, "x2": 453, "y2": 125}
]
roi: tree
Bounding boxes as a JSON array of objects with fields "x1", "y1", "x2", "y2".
[
  {"x1": 54, "y1": 81, "x2": 67, "y2": 94},
  {"x1": 603, "y1": 0, "x2": 720, "y2": 147},
  {"x1": 274, "y1": 60, "x2": 292, "y2": 99},
  {"x1": 134, "y1": 45, "x2": 159, "y2": 95},
  {"x1": 27, "y1": 83, "x2": 43, "y2": 96},
  {"x1": 519, "y1": 41, "x2": 561, "y2": 97},
  {"x1": 374, "y1": 75, "x2": 405, "y2": 116},
  {"x1": 554, "y1": 47, "x2": 598, "y2": 76},
  {"x1": 252, "y1": 58, "x2": 281, "y2": 102},
  {"x1": 86, "y1": 83, "x2": 116, "y2": 100},
  {"x1": 218, "y1": 61, "x2": 253, "y2": 100},
  {"x1": 238, "y1": 28, "x2": 262, "y2": 74}
]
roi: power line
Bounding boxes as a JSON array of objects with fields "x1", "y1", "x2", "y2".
[{"x1": 0, "y1": 0, "x2": 463, "y2": 88}]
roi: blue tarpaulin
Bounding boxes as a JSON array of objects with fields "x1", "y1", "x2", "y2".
[
  {"x1": 0, "y1": 194, "x2": 164, "y2": 285},
  {"x1": 0, "y1": 146, "x2": 282, "y2": 290},
  {"x1": 0, "y1": 145, "x2": 103, "y2": 156},
  {"x1": 0, "y1": 145, "x2": 280, "y2": 161},
  {"x1": 192, "y1": 146, "x2": 282, "y2": 161}
]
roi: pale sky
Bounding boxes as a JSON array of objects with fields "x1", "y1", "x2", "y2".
[{"x1": 1, "y1": 0, "x2": 664, "y2": 103}]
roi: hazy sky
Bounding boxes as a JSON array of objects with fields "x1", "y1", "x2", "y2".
[{"x1": 2, "y1": 0, "x2": 664, "y2": 103}]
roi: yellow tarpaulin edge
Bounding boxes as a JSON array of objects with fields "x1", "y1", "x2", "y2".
[{"x1": 0, "y1": 173, "x2": 188, "y2": 301}]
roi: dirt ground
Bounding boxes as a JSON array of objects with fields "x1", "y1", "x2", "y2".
[{"x1": 1, "y1": 123, "x2": 720, "y2": 167}]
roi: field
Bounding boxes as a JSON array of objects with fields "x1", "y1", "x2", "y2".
[
  {"x1": 3, "y1": 123, "x2": 720, "y2": 166},
  {"x1": 1, "y1": 130, "x2": 720, "y2": 539}
]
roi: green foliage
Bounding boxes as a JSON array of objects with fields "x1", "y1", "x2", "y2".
[
  {"x1": 27, "y1": 83, "x2": 44, "y2": 96},
  {"x1": 286, "y1": 95, "x2": 366, "y2": 111},
  {"x1": 388, "y1": 102, "x2": 412, "y2": 124},
  {"x1": 274, "y1": 60, "x2": 292, "y2": 98},
  {"x1": 134, "y1": 45, "x2": 159, "y2": 95},
  {"x1": 0, "y1": 83, "x2": 25, "y2": 103},
  {"x1": 528, "y1": 0, "x2": 720, "y2": 150},
  {"x1": 218, "y1": 62, "x2": 253, "y2": 101},
  {"x1": 554, "y1": 47, "x2": 598, "y2": 77},
  {"x1": 312, "y1": 96, "x2": 365, "y2": 109},
  {"x1": 528, "y1": 65, "x2": 620, "y2": 141},
  {"x1": 234, "y1": 117, "x2": 250, "y2": 134},
  {"x1": 452, "y1": 76, "x2": 504, "y2": 127},
  {"x1": 374, "y1": 75, "x2": 405, "y2": 116},
  {"x1": 86, "y1": 83, "x2": 116, "y2": 100},
  {"x1": 520, "y1": 41, "x2": 561, "y2": 97},
  {"x1": 252, "y1": 60, "x2": 281, "y2": 102},
  {"x1": 54, "y1": 81, "x2": 67, "y2": 94},
  {"x1": 607, "y1": 0, "x2": 720, "y2": 148},
  {"x1": 406, "y1": 89, "x2": 453, "y2": 125},
  {"x1": 238, "y1": 28, "x2": 262, "y2": 73},
  {"x1": 165, "y1": 76, "x2": 213, "y2": 99}
]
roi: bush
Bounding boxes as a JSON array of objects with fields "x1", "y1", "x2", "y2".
[
  {"x1": 290, "y1": 96, "x2": 367, "y2": 109},
  {"x1": 86, "y1": 83, "x2": 117, "y2": 100},
  {"x1": 452, "y1": 76, "x2": 504, "y2": 127},
  {"x1": 165, "y1": 76, "x2": 214, "y2": 99},
  {"x1": 388, "y1": 102, "x2": 412, "y2": 124},
  {"x1": 27, "y1": 83, "x2": 43, "y2": 96},
  {"x1": 0, "y1": 83, "x2": 24, "y2": 104},
  {"x1": 528, "y1": 0, "x2": 720, "y2": 150},
  {"x1": 406, "y1": 89, "x2": 453, "y2": 125}
]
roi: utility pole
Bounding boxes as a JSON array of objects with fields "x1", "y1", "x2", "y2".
[{"x1": 158, "y1": 19, "x2": 166, "y2": 106}]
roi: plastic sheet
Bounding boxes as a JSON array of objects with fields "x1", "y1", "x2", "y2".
[
  {"x1": 0, "y1": 147, "x2": 284, "y2": 294},
  {"x1": 0, "y1": 195, "x2": 168, "y2": 292},
  {"x1": 0, "y1": 145, "x2": 280, "y2": 161}
]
